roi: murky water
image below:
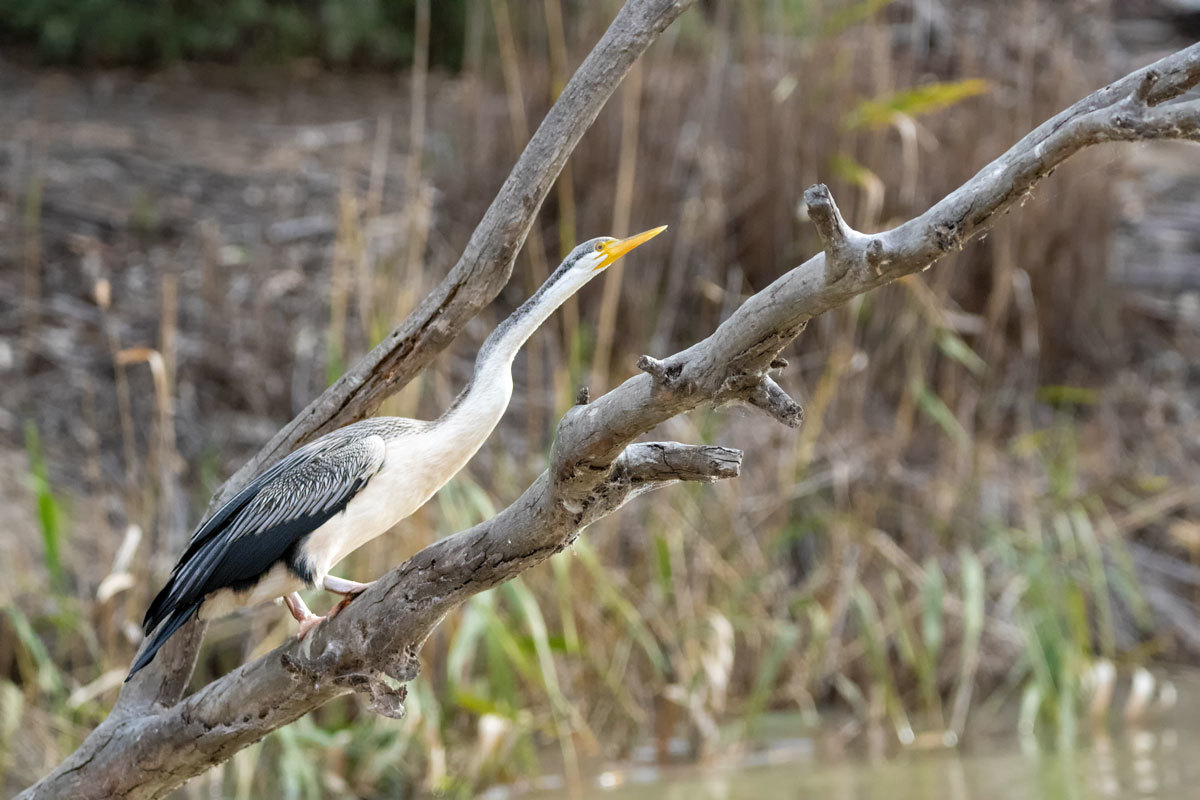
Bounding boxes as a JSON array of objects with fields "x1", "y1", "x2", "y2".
[
  {"x1": 561, "y1": 731, "x2": 1199, "y2": 800},
  {"x1": 506, "y1": 672, "x2": 1200, "y2": 800}
]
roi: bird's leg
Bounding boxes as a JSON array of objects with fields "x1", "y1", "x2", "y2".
[
  {"x1": 323, "y1": 575, "x2": 373, "y2": 596},
  {"x1": 323, "y1": 575, "x2": 374, "y2": 618},
  {"x1": 285, "y1": 592, "x2": 325, "y2": 639}
]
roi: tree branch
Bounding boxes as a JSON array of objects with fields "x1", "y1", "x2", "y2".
[
  {"x1": 113, "y1": 0, "x2": 698, "y2": 718},
  {"x1": 745, "y1": 375, "x2": 805, "y2": 428},
  {"x1": 20, "y1": 442, "x2": 741, "y2": 800},
  {"x1": 20, "y1": 40, "x2": 1200, "y2": 800},
  {"x1": 224, "y1": 0, "x2": 694, "y2": 491}
]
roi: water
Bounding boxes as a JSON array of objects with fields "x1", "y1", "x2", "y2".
[
  {"x1": 563, "y1": 732, "x2": 1198, "y2": 800},
  {"x1": 507, "y1": 672, "x2": 1200, "y2": 800}
]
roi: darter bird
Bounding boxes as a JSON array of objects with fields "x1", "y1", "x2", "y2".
[{"x1": 128, "y1": 226, "x2": 667, "y2": 679}]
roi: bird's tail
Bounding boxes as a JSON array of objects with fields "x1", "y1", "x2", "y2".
[{"x1": 126, "y1": 600, "x2": 202, "y2": 681}]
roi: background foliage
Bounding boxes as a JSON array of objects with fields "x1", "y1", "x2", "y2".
[
  {"x1": 0, "y1": 0, "x2": 470, "y2": 66},
  {"x1": 1, "y1": 0, "x2": 1198, "y2": 797}
]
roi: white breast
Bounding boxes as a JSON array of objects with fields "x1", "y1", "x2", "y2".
[{"x1": 299, "y1": 420, "x2": 497, "y2": 584}]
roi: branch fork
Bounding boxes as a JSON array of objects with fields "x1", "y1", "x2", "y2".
[
  {"x1": 804, "y1": 183, "x2": 887, "y2": 282},
  {"x1": 554, "y1": 441, "x2": 742, "y2": 515}
]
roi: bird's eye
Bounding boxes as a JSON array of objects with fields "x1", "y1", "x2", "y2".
[{"x1": 594, "y1": 241, "x2": 604, "y2": 252}]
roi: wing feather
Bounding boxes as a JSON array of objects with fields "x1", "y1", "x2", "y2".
[{"x1": 143, "y1": 428, "x2": 388, "y2": 633}]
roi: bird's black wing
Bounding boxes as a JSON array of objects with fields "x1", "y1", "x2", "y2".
[{"x1": 142, "y1": 429, "x2": 388, "y2": 635}]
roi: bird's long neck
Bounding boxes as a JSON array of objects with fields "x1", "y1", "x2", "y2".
[{"x1": 433, "y1": 270, "x2": 582, "y2": 451}]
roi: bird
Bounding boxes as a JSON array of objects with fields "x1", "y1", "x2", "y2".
[{"x1": 128, "y1": 226, "x2": 667, "y2": 680}]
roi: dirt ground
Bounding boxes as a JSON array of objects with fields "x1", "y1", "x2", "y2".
[{"x1": 0, "y1": 61, "x2": 508, "y2": 547}]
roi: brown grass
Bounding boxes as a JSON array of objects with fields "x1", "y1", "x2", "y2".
[{"x1": 2, "y1": 1, "x2": 1199, "y2": 796}]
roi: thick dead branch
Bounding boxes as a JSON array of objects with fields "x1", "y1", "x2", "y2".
[
  {"x1": 19, "y1": 442, "x2": 740, "y2": 800},
  {"x1": 627, "y1": 442, "x2": 742, "y2": 482},
  {"x1": 219, "y1": 0, "x2": 697, "y2": 499},
  {"x1": 20, "y1": 40, "x2": 1200, "y2": 800},
  {"x1": 112, "y1": 0, "x2": 698, "y2": 720}
]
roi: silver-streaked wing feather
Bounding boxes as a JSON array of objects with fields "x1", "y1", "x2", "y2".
[
  {"x1": 224, "y1": 435, "x2": 386, "y2": 538},
  {"x1": 144, "y1": 428, "x2": 388, "y2": 633}
]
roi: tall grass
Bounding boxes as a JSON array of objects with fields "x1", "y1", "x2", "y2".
[
  {"x1": 3, "y1": 1, "x2": 1196, "y2": 797},
  {"x1": 22, "y1": 423, "x2": 64, "y2": 587}
]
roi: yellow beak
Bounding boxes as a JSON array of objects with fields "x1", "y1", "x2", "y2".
[{"x1": 596, "y1": 225, "x2": 668, "y2": 270}]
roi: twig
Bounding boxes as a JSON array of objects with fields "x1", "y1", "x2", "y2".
[{"x1": 745, "y1": 375, "x2": 805, "y2": 429}]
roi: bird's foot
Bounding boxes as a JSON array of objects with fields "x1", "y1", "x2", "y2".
[
  {"x1": 328, "y1": 587, "x2": 367, "y2": 619},
  {"x1": 322, "y1": 576, "x2": 374, "y2": 620},
  {"x1": 296, "y1": 613, "x2": 326, "y2": 640},
  {"x1": 286, "y1": 591, "x2": 327, "y2": 639}
]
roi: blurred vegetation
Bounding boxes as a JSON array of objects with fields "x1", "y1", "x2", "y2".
[
  {"x1": 2, "y1": 0, "x2": 1198, "y2": 797},
  {"x1": 0, "y1": 0, "x2": 470, "y2": 66}
]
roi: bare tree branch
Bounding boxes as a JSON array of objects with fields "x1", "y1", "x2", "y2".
[
  {"x1": 745, "y1": 375, "x2": 805, "y2": 428},
  {"x1": 112, "y1": 0, "x2": 698, "y2": 719},
  {"x1": 218, "y1": 0, "x2": 696, "y2": 496},
  {"x1": 19, "y1": 442, "x2": 741, "y2": 800},
  {"x1": 19, "y1": 41, "x2": 1200, "y2": 800},
  {"x1": 220, "y1": 0, "x2": 695, "y2": 497}
]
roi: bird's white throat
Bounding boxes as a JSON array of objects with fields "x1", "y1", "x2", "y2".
[{"x1": 300, "y1": 265, "x2": 594, "y2": 579}]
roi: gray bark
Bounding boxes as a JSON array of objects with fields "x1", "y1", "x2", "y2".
[
  {"x1": 219, "y1": 0, "x2": 695, "y2": 502},
  {"x1": 18, "y1": 35, "x2": 1200, "y2": 800},
  {"x1": 115, "y1": 0, "x2": 700, "y2": 720}
]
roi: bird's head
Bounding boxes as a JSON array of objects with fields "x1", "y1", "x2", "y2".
[{"x1": 565, "y1": 225, "x2": 668, "y2": 275}]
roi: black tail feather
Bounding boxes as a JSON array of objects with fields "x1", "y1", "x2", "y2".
[{"x1": 126, "y1": 601, "x2": 201, "y2": 681}]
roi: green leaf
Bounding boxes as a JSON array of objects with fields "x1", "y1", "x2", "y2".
[
  {"x1": 1037, "y1": 384, "x2": 1101, "y2": 407},
  {"x1": 24, "y1": 422, "x2": 64, "y2": 585},
  {"x1": 844, "y1": 79, "x2": 990, "y2": 130},
  {"x1": 829, "y1": 153, "x2": 879, "y2": 189},
  {"x1": 453, "y1": 688, "x2": 511, "y2": 719},
  {"x1": 913, "y1": 380, "x2": 969, "y2": 446},
  {"x1": 936, "y1": 329, "x2": 986, "y2": 376},
  {"x1": 653, "y1": 533, "x2": 672, "y2": 591},
  {"x1": 921, "y1": 558, "x2": 945, "y2": 660}
]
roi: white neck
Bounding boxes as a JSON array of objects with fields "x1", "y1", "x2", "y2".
[
  {"x1": 312, "y1": 265, "x2": 598, "y2": 571},
  {"x1": 429, "y1": 268, "x2": 589, "y2": 464}
]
